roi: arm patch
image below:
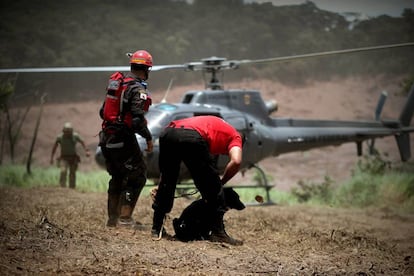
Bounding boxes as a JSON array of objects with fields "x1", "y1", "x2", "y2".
[{"x1": 139, "y1": 93, "x2": 148, "y2": 100}]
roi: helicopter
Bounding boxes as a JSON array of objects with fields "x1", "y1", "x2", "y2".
[
  {"x1": 1, "y1": 43, "x2": 414, "y2": 189},
  {"x1": 94, "y1": 43, "x2": 414, "y2": 186}
]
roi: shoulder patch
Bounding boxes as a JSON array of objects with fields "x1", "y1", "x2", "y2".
[
  {"x1": 139, "y1": 93, "x2": 148, "y2": 100},
  {"x1": 108, "y1": 80, "x2": 120, "y2": 90}
]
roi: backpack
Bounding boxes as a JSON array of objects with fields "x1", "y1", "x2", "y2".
[{"x1": 102, "y1": 72, "x2": 151, "y2": 129}]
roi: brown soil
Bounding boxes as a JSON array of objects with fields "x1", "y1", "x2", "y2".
[
  {"x1": 1, "y1": 76, "x2": 414, "y2": 275},
  {"x1": 1, "y1": 187, "x2": 413, "y2": 275}
]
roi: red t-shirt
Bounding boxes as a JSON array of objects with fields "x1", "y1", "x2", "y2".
[{"x1": 170, "y1": 116, "x2": 242, "y2": 155}]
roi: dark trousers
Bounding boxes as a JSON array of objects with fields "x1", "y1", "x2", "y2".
[
  {"x1": 101, "y1": 132, "x2": 147, "y2": 204},
  {"x1": 152, "y1": 127, "x2": 226, "y2": 218}
]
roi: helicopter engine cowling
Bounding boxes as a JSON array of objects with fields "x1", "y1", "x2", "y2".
[{"x1": 265, "y1": 100, "x2": 278, "y2": 114}]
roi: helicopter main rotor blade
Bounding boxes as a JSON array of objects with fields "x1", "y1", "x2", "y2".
[
  {"x1": 0, "y1": 66, "x2": 130, "y2": 73},
  {"x1": 234, "y1": 42, "x2": 414, "y2": 66},
  {"x1": 0, "y1": 64, "x2": 186, "y2": 73},
  {"x1": 1, "y1": 42, "x2": 413, "y2": 74}
]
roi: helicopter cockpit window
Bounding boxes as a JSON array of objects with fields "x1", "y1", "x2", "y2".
[
  {"x1": 181, "y1": 93, "x2": 194, "y2": 103},
  {"x1": 156, "y1": 103, "x2": 178, "y2": 111}
]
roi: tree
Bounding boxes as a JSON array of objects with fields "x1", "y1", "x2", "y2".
[
  {"x1": 26, "y1": 93, "x2": 47, "y2": 174},
  {"x1": 0, "y1": 80, "x2": 30, "y2": 164}
]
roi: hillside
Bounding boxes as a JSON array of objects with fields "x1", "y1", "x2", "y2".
[{"x1": 1, "y1": 0, "x2": 413, "y2": 99}]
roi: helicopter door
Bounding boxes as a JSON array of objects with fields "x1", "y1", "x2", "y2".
[
  {"x1": 214, "y1": 115, "x2": 250, "y2": 173},
  {"x1": 224, "y1": 115, "x2": 247, "y2": 132},
  {"x1": 222, "y1": 114, "x2": 265, "y2": 168}
]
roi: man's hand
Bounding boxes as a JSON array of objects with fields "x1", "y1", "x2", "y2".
[
  {"x1": 146, "y1": 140, "x2": 153, "y2": 153},
  {"x1": 150, "y1": 186, "x2": 158, "y2": 202}
]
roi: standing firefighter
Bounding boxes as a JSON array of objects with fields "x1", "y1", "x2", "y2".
[
  {"x1": 50, "y1": 122, "x2": 90, "y2": 189},
  {"x1": 99, "y1": 50, "x2": 153, "y2": 228}
]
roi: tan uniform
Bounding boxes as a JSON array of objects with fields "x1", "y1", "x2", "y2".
[{"x1": 51, "y1": 127, "x2": 89, "y2": 188}]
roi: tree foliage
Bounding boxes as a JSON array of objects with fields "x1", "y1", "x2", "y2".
[{"x1": 0, "y1": 0, "x2": 413, "y2": 102}]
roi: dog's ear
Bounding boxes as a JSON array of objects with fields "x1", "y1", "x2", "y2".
[{"x1": 223, "y1": 187, "x2": 246, "y2": 210}]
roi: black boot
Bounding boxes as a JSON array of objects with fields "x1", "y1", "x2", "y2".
[
  {"x1": 210, "y1": 212, "x2": 243, "y2": 246},
  {"x1": 151, "y1": 210, "x2": 167, "y2": 238},
  {"x1": 118, "y1": 205, "x2": 134, "y2": 226},
  {"x1": 118, "y1": 191, "x2": 146, "y2": 230},
  {"x1": 107, "y1": 194, "x2": 120, "y2": 227}
]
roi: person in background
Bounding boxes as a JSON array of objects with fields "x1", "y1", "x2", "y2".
[
  {"x1": 99, "y1": 50, "x2": 153, "y2": 229},
  {"x1": 151, "y1": 115, "x2": 243, "y2": 245},
  {"x1": 51, "y1": 122, "x2": 90, "y2": 189}
]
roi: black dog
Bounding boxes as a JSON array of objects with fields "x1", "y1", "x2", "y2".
[{"x1": 173, "y1": 187, "x2": 245, "y2": 242}]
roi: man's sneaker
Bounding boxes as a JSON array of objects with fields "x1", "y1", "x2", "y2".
[{"x1": 210, "y1": 231, "x2": 243, "y2": 246}]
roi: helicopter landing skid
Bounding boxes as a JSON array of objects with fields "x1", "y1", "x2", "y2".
[
  {"x1": 171, "y1": 164, "x2": 275, "y2": 206},
  {"x1": 240, "y1": 164, "x2": 275, "y2": 206}
]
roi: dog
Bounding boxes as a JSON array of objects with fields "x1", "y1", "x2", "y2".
[{"x1": 172, "y1": 187, "x2": 245, "y2": 242}]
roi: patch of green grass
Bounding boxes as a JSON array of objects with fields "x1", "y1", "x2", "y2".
[
  {"x1": 333, "y1": 172, "x2": 414, "y2": 212},
  {"x1": 0, "y1": 165, "x2": 109, "y2": 192},
  {"x1": 291, "y1": 176, "x2": 334, "y2": 204},
  {"x1": 0, "y1": 165, "x2": 155, "y2": 195},
  {"x1": 2, "y1": 153, "x2": 414, "y2": 214},
  {"x1": 289, "y1": 154, "x2": 414, "y2": 213}
]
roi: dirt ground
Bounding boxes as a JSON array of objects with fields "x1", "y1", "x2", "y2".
[
  {"x1": 1, "y1": 76, "x2": 414, "y2": 275},
  {"x1": 1, "y1": 187, "x2": 413, "y2": 275}
]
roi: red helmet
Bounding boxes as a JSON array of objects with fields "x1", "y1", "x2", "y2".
[{"x1": 128, "y1": 50, "x2": 153, "y2": 67}]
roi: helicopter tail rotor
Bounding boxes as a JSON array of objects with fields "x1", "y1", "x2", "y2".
[
  {"x1": 368, "y1": 90, "x2": 388, "y2": 154},
  {"x1": 395, "y1": 82, "x2": 414, "y2": 161}
]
